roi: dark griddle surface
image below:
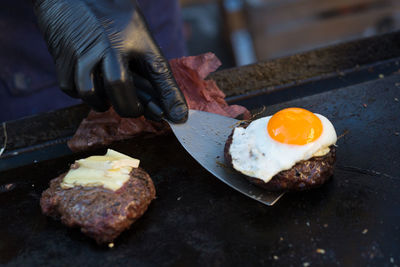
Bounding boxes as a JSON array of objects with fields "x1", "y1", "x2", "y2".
[{"x1": 1, "y1": 72, "x2": 400, "y2": 266}]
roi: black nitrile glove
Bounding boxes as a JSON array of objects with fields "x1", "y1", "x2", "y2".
[{"x1": 33, "y1": 0, "x2": 188, "y2": 123}]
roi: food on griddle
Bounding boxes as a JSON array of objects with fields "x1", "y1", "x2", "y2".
[
  {"x1": 68, "y1": 53, "x2": 250, "y2": 151},
  {"x1": 170, "y1": 52, "x2": 250, "y2": 119},
  {"x1": 40, "y1": 149, "x2": 155, "y2": 244},
  {"x1": 224, "y1": 108, "x2": 337, "y2": 191}
]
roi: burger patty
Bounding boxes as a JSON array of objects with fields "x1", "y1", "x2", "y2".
[
  {"x1": 40, "y1": 167, "x2": 156, "y2": 244},
  {"x1": 224, "y1": 122, "x2": 336, "y2": 191}
]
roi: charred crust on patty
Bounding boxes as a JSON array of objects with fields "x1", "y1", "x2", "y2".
[
  {"x1": 40, "y1": 167, "x2": 156, "y2": 244},
  {"x1": 224, "y1": 121, "x2": 336, "y2": 192}
]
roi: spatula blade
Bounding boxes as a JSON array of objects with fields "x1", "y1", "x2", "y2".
[{"x1": 168, "y1": 110, "x2": 284, "y2": 206}]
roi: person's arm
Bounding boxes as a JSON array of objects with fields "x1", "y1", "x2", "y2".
[{"x1": 32, "y1": 0, "x2": 188, "y2": 123}]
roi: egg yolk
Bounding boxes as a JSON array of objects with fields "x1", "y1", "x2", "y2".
[{"x1": 267, "y1": 107, "x2": 323, "y2": 145}]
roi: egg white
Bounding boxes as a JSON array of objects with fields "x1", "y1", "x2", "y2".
[{"x1": 229, "y1": 114, "x2": 337, "y2": 183}]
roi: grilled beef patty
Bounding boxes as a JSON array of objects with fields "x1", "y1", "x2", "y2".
[
  {"x1": 40, "y1": 167, "x2": 156, "y2": 244},
  {"x1": 224, "y1": 122, "x2": 336, "y2": 191}
]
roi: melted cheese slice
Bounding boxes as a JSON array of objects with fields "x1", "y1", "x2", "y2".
[{"x1": 61, "y1": 149, "x2": 140, "y2": 191}]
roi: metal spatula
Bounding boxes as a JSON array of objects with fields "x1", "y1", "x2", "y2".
[
  {"x1": 167, "y1": 110, "x2": 284, "y2": 206},
  {"x1": 137, "y1": 90, "x2": 284, "y2": 206}
]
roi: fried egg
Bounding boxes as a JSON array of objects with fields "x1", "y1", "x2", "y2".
[{"x1": 229, "y1": 107, "x2": 337, "y2": 183}]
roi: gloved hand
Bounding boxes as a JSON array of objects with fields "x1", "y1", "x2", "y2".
[{"x1": 33, "y1": 0, "x2": 188, "y2": 123}]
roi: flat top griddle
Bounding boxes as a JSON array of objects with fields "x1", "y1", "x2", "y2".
[{"x1": 1, "y1": 32, "x2": 400, "y2": 266}]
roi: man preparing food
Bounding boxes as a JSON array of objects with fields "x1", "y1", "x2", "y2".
[{"x1": 0, "y1": 0, "x2": 188, "y2": 123}]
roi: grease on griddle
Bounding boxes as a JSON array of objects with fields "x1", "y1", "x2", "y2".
[{"x1": 337, "y1": 129, "x2": 350, "y2": 140}]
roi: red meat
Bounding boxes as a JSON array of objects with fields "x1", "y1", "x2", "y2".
[{"x1": 68, "y1": 53, "x2": 250, "y2": 151}]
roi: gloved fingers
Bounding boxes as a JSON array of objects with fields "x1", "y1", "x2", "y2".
[
  {"x1": 92, "y1": 63, "x2": 111, "y2": 108},
  {"x1": 102, "y1": 50, "x2": 143, "y2": 117},
  {"x1": 136, "y1": 90, "x2": 164, "y2": 121},
  {"x1": 56, "y1": 61, "x2": 78, "y2": 98},
  {"x1": 140, "y1": 53, "x2": 188, "y2": 123},
  {"x1": 75, "y1": 53, "x2": 109, "y2": 112},
  {"x1": 132, "y1": 74, "x2": 164, "y2": 121},
  {"x1": 127, "y1": 7, "x2": 187, "y2": 122},
  {"x1": 132, "y1": 73, "x2": 158, "y2": 99}
]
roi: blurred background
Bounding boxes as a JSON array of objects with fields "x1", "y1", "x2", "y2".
[{"x1": 180, "y1": 0, "x2": 400, "y2": 69}]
